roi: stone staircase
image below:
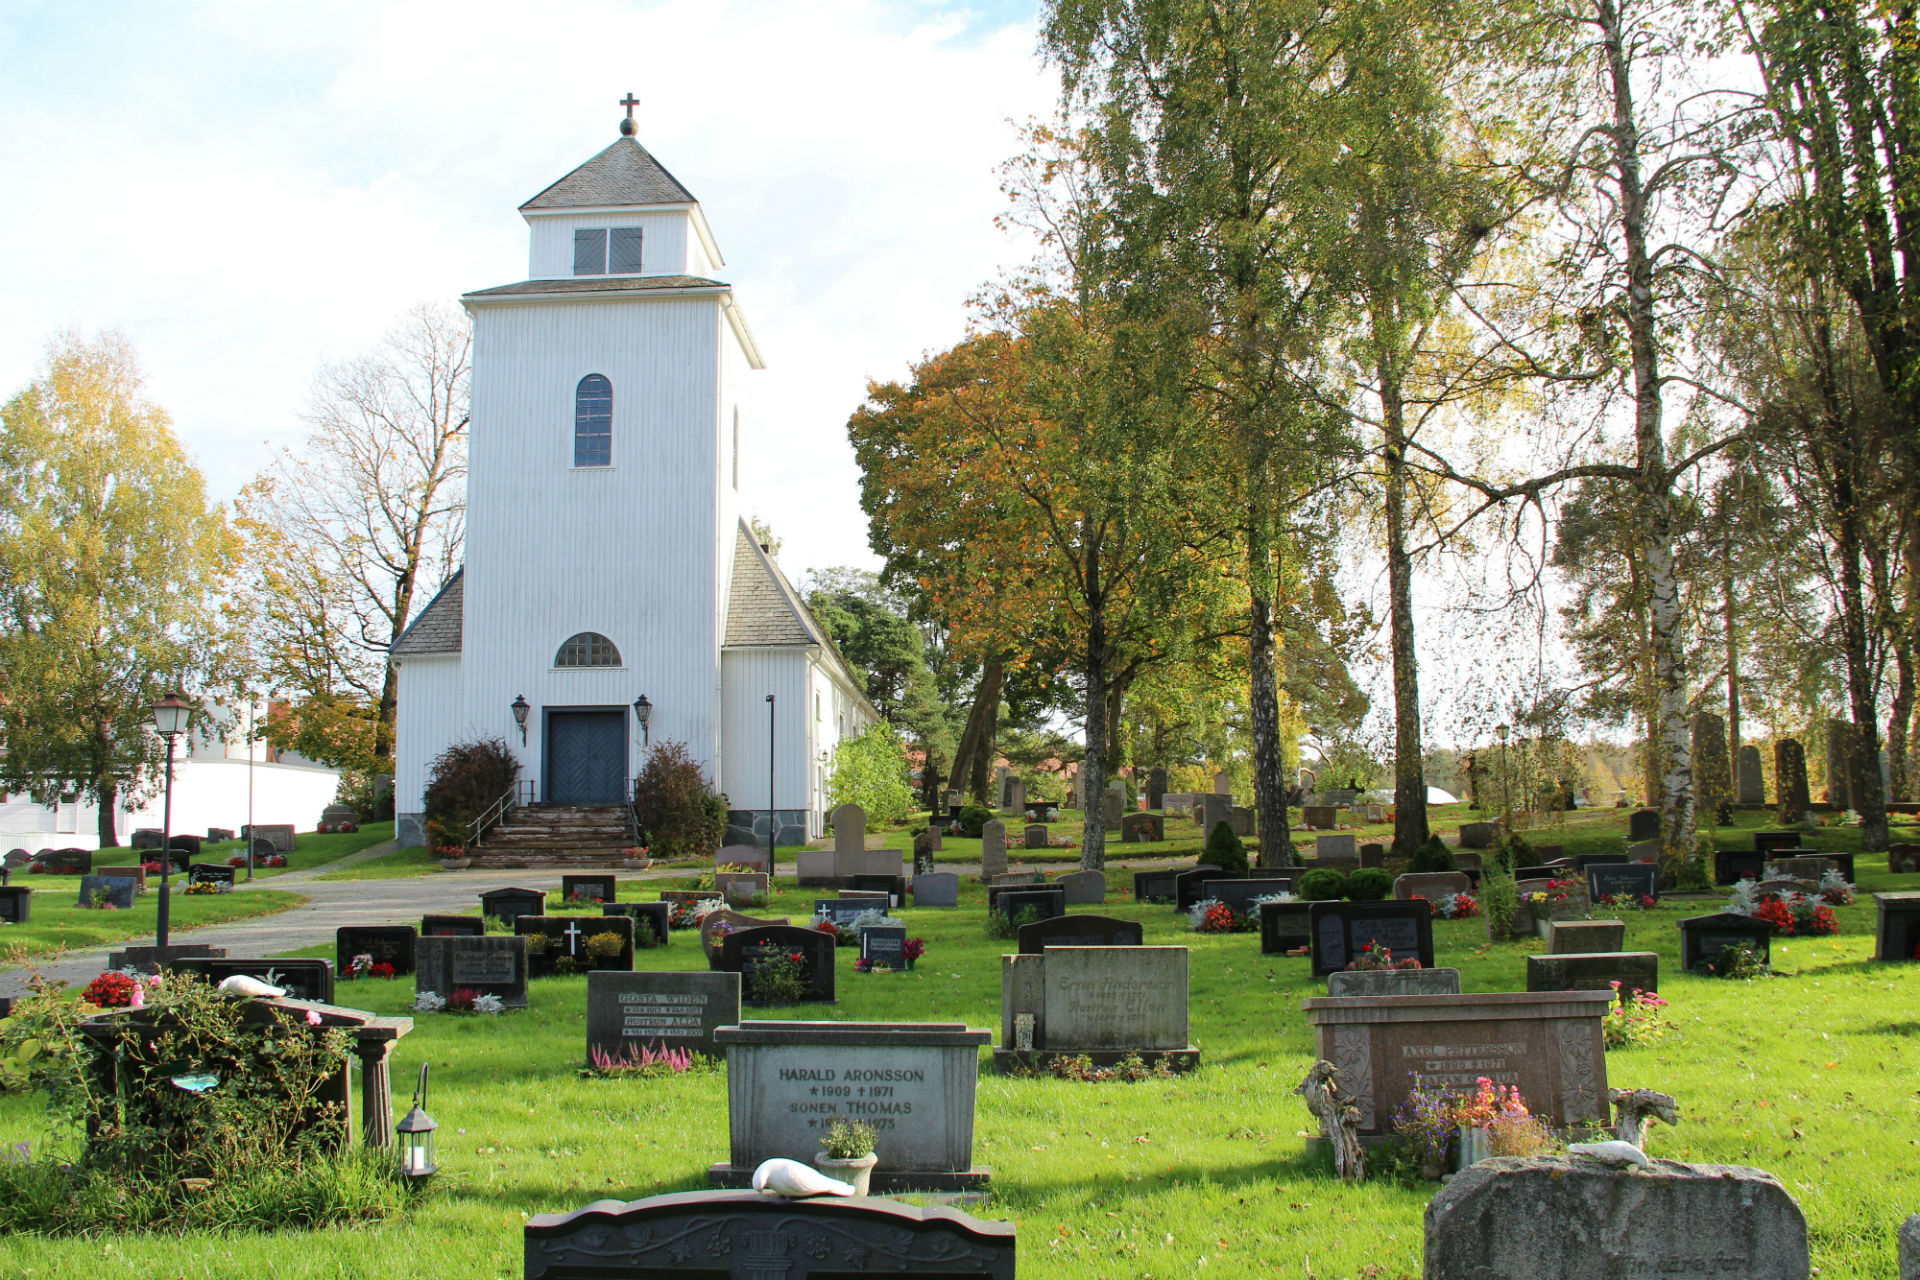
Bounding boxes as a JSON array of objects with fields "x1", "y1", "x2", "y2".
[{"x1": 468, "y1": 804, "x2": 635, "y2": 868}]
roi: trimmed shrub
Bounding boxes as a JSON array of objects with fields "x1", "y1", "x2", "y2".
[
  {"x1": 957, "y1": 805, "x2": 994, "y2": 838},
  {"x1": 1405, "y1": 835, "x2": 1457, "y2": 873},
  {"x1": 1346, "y1": 867, "x2": 1394, "y2": 901},
  {"x1": 633, "y1": 740, "x2": 727, "y2": 858},
  {"x1": 422, "y1": 736, "x2": 519, "y2": 848},
  {"x1": 1205, "y1": 821, "x2": 1249, "y2": 877},
  {"x1": 1299, "y1": 868, "x2": 1349, "y2": 901}
]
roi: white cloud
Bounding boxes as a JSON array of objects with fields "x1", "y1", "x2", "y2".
[{"x1": 0, "y1": 0, "x2": 1056, "y2": 581}]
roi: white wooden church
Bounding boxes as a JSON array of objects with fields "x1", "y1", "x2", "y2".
[{"x1": 391, "y1": 107, "x2": 877, "y2": 852}]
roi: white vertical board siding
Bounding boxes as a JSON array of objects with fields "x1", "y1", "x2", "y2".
[
  {"x1": 720, "y1": 648, "x2": 814, "y2": 816},
  {"x1": 394, "y1": 655, "x2": 469, "y2": 813},
  {"x1": 463, "y1": 296, "x2": 724, "y2": 795},
  {"x1": 525, "y1": 210, "x2": 693, "y2": 279}
]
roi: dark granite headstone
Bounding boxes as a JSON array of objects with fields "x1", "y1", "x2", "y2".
[
  {"x1": 1587, "y1": 862, "x2": 1659, "y2": 903},
  {"x1": 1754, "y1": 831, "x2": 1802, "y2": 856},
  {"x1": 335, "y1": 925, "x2": 417, "y2": 975},
  {"x1": 1776, "y1": 737, "x2": 1810, "y2": 819},
  {"x1": 586, "y1": 970, "x2": 739, "y2": 1063},
  {"x1": 717, "y1": 925, "x2": 836, "y2": 1005},
  {"x1": 130, "y1": 829, "x2": 164, "y2": 851},
  {"x1": 167, "y1": 835, "x2": 203, "y2": 861},
  {"x1": 0, "y1": 886, "x2": 30, "y2": 924},
  {"x1": 206, "y1": 827, "x2": 234, "y2": 843},
  {"x1": 1203, "y1": 875, "x2": 1302, "y2": 914},
  {"x1": 420, "y1": 914, "x2": 485, "y2": 937},
  {"x1": 1679, "y1": 911, "x2": 1775, "y2": 972},
  {"x1": 1015, "y1": 913, "x2": 1143, "y2": 953},
  {"x1": 516, "y1": 914, "x2": 635, "y2": 973},
  {"x1": 523, "y1": 1190, "x2": 1015, "y2": 1280},
  {"x1": 1628, "y1": 809, "x2": 1660, "y2": 841},
  {"x1": 860, "y1": 926, "x2": 909, "y2": 968},
  {"x1": 241, "y1": 824, "x2": 295, "y2": 854},
  {"x1": 1175, "y1": 866, "x2": 1240, "y2": 911},
  {"x1": 993, "y1": 887, "x2": 1066, "y2": 926},
  {"x1": 1260, "y1": 900, "x2": 1323, "y2": 955},
  {"x1": 479, "y1": 886, "x2": 546, "y2": 925},
  {"x1": 1874, "y1": 892, "x2": 1920, "y2": 963},
  {"x1": 1526, "y1": 951, "x2": 1658, "y2": 993},
  {"x1": 1308, "y1": 900, "x2": 1435, "y2": 976},
  {"x1": 415, "y1": 934, "x2": 528, "y2": 1007},
  {"x1": 76, "y1": 875, "x2": 134, "y2": 910},
  {"x1": 560, "y1": 874, "x2": 618, "y2": 905},
  {"x1": 107, "y1": 943, "x2": 226, "y2": 973},
  {"x1": 39, "y1": 848, "x2": 92, "y2": 874},
  {"x1": 1132, "y1": 868, "x2": 1191, "y2": 902},
  {"x1": 911, "y1": 871, "x2": 960, "y2": 907},
  {"x1": 187, "y1": 863, "x2": 235, "y2": 887},
  {"x1": 603, "y1": 901, "x2": 671, "y2": 947},
  {"x1": 814, "y1": 897, "x2": 889, "y2": 930},
  {"x1": 1715, "y1": 848, "x2": 1768, "y2": 885},
  {"x1": 169, "y1": 957, "x2": 336, "y2": 1002},
  {"x1": 849, "y1": 874, "x2": 907, "y2": 906}
]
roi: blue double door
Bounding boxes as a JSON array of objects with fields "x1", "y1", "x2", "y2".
[{"x1": 544, "y1": 709, "x2": 627, "y2": 805}]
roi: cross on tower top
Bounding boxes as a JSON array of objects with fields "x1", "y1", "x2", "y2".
[{"x1": 619, "y1": 93, "x2": 640, "y2": 135}]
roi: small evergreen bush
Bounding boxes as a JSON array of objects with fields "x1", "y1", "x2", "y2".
[
  {"x1": 633, "y1": 740, "x2": 727, "y2": 858},
  {"x1": 1346, "y1": 867, "x2": 1394, "y2": 901},
  {"x1": 422, "y1": 736, "x2": 519, "y2": 848},
  {"x1": 1205, "y1": 821, "x2": 1249, "y2": 876},
  {"x1": 1405, "y1": 835, "x2": 1457, "y2": 873},
  {"x1": 957, "y1": 805, "x2": 994, "y2": 838},
  {"x1": 1299, "y1": 868, "x2": 1349, "y2": 901}
]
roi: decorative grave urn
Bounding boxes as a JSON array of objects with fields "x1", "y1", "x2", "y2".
[{"x1": 813, "y1": 1150, "x2": 880, "y2": 1196}]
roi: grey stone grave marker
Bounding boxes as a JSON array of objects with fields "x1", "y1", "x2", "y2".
[
  {"x1": 415, "y1": 934, "x2": 528, "y2": 1008},
  {"x1": 1057, "y1": 869, "x2": 1105, "y2": 904},
  {"x1": 998, "y1": 946, "x2": 1197, "y2": 1073},
  {"x1": 911, "y1": 872, "x2": 959, "y2": 907},
  {"x1": 979, "y1": 820, "x2": 1008, "y2": 879},
  {"x1": 586, "y1": 970, "x2": 738, "y2": 1063},
  {"x1": 1737, "y1": 744, "x2": 1766, "y2": 804},
  {"x1": 860, "y1": 926, "x2": 908, "y2": 968},
  {"x1": 77, "y1": 875, "x2": 133, "y2": 910}
]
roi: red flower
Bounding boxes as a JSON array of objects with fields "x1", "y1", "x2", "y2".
[
  {"x1": 370, "y1": 962, "x2": 398, "y2": 979},
  {"x1": 1753, "y1": 897, "x2": 1794, "y2": 931},
  {"x1": 83, "y1": 971, "x2": 139, "y2": 1008}
]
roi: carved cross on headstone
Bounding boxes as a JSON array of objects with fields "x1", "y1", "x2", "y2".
[{"x1": 563, "y1": 920, "x2": 583, "y2": 956}]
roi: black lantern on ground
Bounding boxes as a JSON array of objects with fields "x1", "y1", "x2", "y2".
[
  {"x1": 397, "y1": 1063, "x2": 438, "y2": 1179},
  {"x1": 633, "y1": 694, "x2": 652, "y2": 748},
  {"x1": 150, "y1": 691, "x2": 195, "y2": 948},
  {"x1": 510, "y1": 694, "x2": 530, "y2": 746}
]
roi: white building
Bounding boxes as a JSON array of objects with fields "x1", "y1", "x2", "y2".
[
  {"x1": 390, "y1": 112, "x2": 876, "y2": 850},
  {"x1": 0, "y1": 701, "x2": 340, "y2": 853}
]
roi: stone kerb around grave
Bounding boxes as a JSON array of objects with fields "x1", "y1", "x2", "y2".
[{"x1": 709, "y1": 1020, "x2": 992, "y2": 1192}]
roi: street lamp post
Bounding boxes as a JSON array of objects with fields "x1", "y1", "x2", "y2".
[
  {"x1": 765, "y1": 694, "x2": 776, "y2": 870},
  {"x1": 151, "y1": 691, "x2": 195, "y2": 949}
]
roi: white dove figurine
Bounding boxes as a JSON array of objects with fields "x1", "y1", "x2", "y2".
[
  {"x1": 751, "y1": 1158, "x2": 856, "y2": 1198},
  {"x1": 217, "y1": 975, "x2": 285, "y2": 999},
  {"x1": 1568, "y1": 1140, "x2": 1653, "y2": 1170}
]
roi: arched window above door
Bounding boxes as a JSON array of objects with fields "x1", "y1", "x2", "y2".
[
  {"x1": 554, "y1": 631, "x2": 621, "y2": 668},
  {"x1": 575, "y1": 374, "x2": 612, "y2": 467}
]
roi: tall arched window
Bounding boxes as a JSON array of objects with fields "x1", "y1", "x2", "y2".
[
  {"x1": 554, "y1": 631, "x2": 621, "y2": 667},
  {"x1": 574, "y1": 375, "x2": 612, "y2": 467}
]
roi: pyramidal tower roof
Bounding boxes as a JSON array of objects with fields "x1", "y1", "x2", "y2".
[{"x1": 519, "y1": 136, "x2": 696, "y2": 211}]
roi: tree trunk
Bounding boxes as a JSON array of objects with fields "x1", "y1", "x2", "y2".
[
  {"x1": 1889, "y1": 640, "x2": 1913, "y2": 804},
  {"x1": 95, "y1": 777, "x2": 119, "y2": 848},
  {"x1": 1081, "y1": 530, "x2": 1109, "y2": 871},
  {"x1": 1831, "y1": 462, "x2": 1891, "y2": 848},
  {"x1": 948, "y1": 659, "x2": 1004, "y2": 807},
  {"x1": 1381, "y1": 361, "x2": 1429, "y2": 859},
  {"x1": 1248, "y1": 494, "x2": 1290, "y2": 868},
  {"x1": 1724, "y1": 516, "x2": 1741, "y2": 776}
]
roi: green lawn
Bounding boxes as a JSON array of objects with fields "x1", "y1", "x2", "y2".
[
  {"x1": 197, "y1": 822, "x2": 396, "y2": 878},
  {"x1": 0, "y1": 886, "x2": 307, "y2": 963},
  {"x1": 1, "y1": 806, "x2": 1916, "y2": 1278},
  {"x1": 313, "y1": 843, "x2": 441, "y2": 882}
]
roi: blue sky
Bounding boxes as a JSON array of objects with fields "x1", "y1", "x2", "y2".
[{"x1": 0, "y1": 0, "x2": 1056, "y2": 581}]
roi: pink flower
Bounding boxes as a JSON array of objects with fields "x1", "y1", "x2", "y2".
[
  {"x1": 305, "y1": 1010, "x2": 322, "y2": 1026},
  {"x1": 129, "y1": 986, "x2": 145, "y2": 1010}
]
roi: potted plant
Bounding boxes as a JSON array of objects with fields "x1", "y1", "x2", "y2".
[
  {"x1": 815, "y1": 1117, "x2": 878, "y2": 1195},
  {"x1": 621, "y1": 845, "x2": 652, "y2": 870},
  {"x1": 435, "y1": 843, "x2": 471, "y2": 871}
]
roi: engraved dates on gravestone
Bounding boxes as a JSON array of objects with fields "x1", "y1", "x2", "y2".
[
  {"x1": 586, "y1": 970, "x2": 739, "y2": 1063},
  {"x1": 336, "y1": 925, "x2": 416, "y2": 975},
  {"x1": 1308, "y1": 900, "x2": 1435, "y2": 976},
  {"x1": 1423, "y1": 1157, "x2": 1809, "y2": 1280},
  {"x1": 1015, "y1": 913, "x2": 1144, "y2": 953},
  {"x1": 1587, "y1": 862, "x2": 1660, "y2": 903},
  {"x1": 415, "y1": 935, "x2": 528, "y2": 1008}
]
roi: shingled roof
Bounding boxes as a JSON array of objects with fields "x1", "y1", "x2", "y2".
[
  {"x1": 391, "y1": 569, "x2": 463, "y2": 655},
  {"x1": 464, "y1": 275, "x2": 726, "y2": 302},
  {"x1": 724, "y1": 526, "x2": 815, "y2": 647},
  {"x1": 520, "y1": 138, "x2": 696, "y2": 211}
]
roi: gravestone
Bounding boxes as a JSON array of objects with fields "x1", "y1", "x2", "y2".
[
  {"x1": 718, "y1": 925, "x2": 836, "y2": 1005},
  {"x1": 1679, "y1": 911, "x2": 1776, "y2": 972},
  {"x1": 715, "y1": 871, "x2": 770, "y2": 908},
  {"x1": 831, "y1": 803, "x2": 867, "y2": 880},
  {"x1": 479, "y1": 886, "x2": 546, "y2": 925},
  {"x1": 995, "y1": 887, "x2": 1065, "y2": 926},
  {"x1": 848, "y1": 873, "x2": 907, "y2": 907},
  {"x1": 1527, "y1": 951, "x2": 1659, "y2": 993},
  {"x1": 1303, "y1": 805, "x2": 1338, "y2": 830},
  {"x1": 991, "y1": 871, "x2": 1042, "y2": 887},
  {"x1": 170, "y1": 957, "x2": 336, "y2": 1003},
  {"x1": 93, "y1": 864, "x2": 146, "y2": 892},
  {"x1": 1024, "y1": 823, "x2": 1049, "y2": 850},
  {"x1": 1737, "y1": 744, "x2": 1766, "y2": 805},
  {"x1": 1004, "y1": 778, "x2": 1026, "y2": 817},
  {"x1": 524, "y1": 1191, "x2": 1016, "y2": 1280},
  {"x1": 187, "y1": 863, "x2": 235, "y2": 887},
  {"x1": 1213, "y1": 770, "x2": 1231, "y2": 795},
  {"x1": 1692, "y1": 711, "x2": 1731, "y2": 814},
  {"x1": 1570, "y1": 852, "x2": 1627, "y2": 872},
  {"x1": 715, "y1": 844, "x2": 772, "y2": 874},
  {"x1": 0, "y1": 886, "x2": 30, "y2": 924},
  {"x1": 1889, "y1": 844, "x2": 1920, "y2": 875},
  {"x1": 1057, "y1": 870, "x2": 1106, "y2": 904},
  {"x1": 1132, "y1": 868, "x2": 1185, "y2": 902},
  {"x1": 860, "y1": 926, "x2": 909, "y2": 968},
  {"x1": 420, "y1": 914, "x2": 486, "y2": 937},
  {"x1": 517, "y1": 915, "x2": 636, "y2": 974},
  {"x1": 1228, "y1": 806, "x2": 1256, "y2": 837},
  {"x1": 1715, "y1": 848, "x2": 1767, "y2": 885},
  {"x1": 1326, "y1": 967, "x2": 1461, "y2": 997},
  {"x1": 710, "y1": 1020, "x2": 991, "y2": 1191},
  {"x1": 415, "y1": 934, "x2": 528, "y2": 1007},
  {"x1": 605, "y1": 901, "x2": 672, "y2": 948},
  {"x1": 168, "y1": 835, "x2": 203, "y2": 862},
  {"x1": 1360, "y1": 843, "x2": 1385, "y2": 868},
  {"x1": 1364, "y1": 804, "x2": 1387, "y2": 823},
  {"x1": 814, "y1": 897, "x2": 888, "y2": 932},
  {"x1": 1203, "y1": 875, "x2": 1302, "y2": 915},
  {"x1": 561, "y1": 874, "x2": 618, "y2": 905},
  {"x1": 242, "y1": 824, "x2": 296, "y2": 854},
  {"x1": 586, "y1": 970, "x2": 739, "y2": 1063},
  {"x1": 998, "y1": 945, "x2": 1197, "y2": 1073},
  {"x1": 336, "y1": 925, "x2": 416, "y2": 975},
  {"x1": 1423, "y1": 1157, "x2": 1808, "y2": 1280},
  {"x1": 40, "y1": 848, "x2": 92, "y2": 874},
  {"x1": 1587, "y1": 862, "x2": 1659, "y2": 903},
  {"x1": 1628, "y1": 809, "x2": 1660, "y2": 841},
  {"x1": 1874, "y1": 892, "x2": 1920, "y2": 962},
  {"x1": 1393, "y1": 872, "x2": 1471, "y2": 902},
  {"x1": 131, "y1": 829, "x2": 163, "y2": 851},
  {"x1": 76, "y1": 875, "x2": 134, "y2": 910},
  {"x1": 697, "y1": 909, "x2": 787, "y2": 962},
  {"x1": 1324, "y1": 789, "x2": 1358, "y2": 807},
  {"x1": 1826, "y1": 717, "x2": 1855, "y2": 808},
  {"x1": 924, "y1": 825, "x2": 943, "y2": 852},
  {"x1": 1260, "y1": 900, "x2": 1319, "y2": 954},
  {"x1": 1147, "y1": 767, "x2": 1168, "y2": 810},
  {"x1": 911, "y1": 872, "x2": 960, "y2": 907},
  {"x1": 1458, "y1": 822, "x2": 1496, "y2": 849},
  {"x1": 979, "y1": 820, "x2": 1008, "y2": 879},
  {"x1": 1776, "y1": 738, "x2": 1811, "y2": 819},
  {"x1": 107, "y1": 943, "x2": 225, "y2": 973},
  {"x1": 318, "y1": 804, "x2": 360, "y2": 832},
  {"x1": 1174, "y1": 866, "x2": 1235, "y2": 911},
  {"x1": 1547, "y1": 919, "x2": 1626, "y2": 954},
  {"x1": 1102, "y1": 785, "x2": 1124, "y2": 831},
  {"x1": 1121, "y1": 813, "x2": 1164, "y2": 843},
  {"x1": 1303, "y1": 990, "x2": 1612, "y2": 1132},
  {"x1": 1315, "y1": 834, "x2": 1358, "y2": 865},
  {"x1": 1308, "y1": 900, "x2": 1435, "y2": 976},
  {"x1": 995, "y1": 766, "x2": 1011, "y2": 808},
  {"x1": 1769, "y1": 854, "x2": 1837, "y2": 883},
  {"x1": 660, "y1": 889, "x2": 724, "y2": 909},
  {"x1": 206, "y1": 827, "x2": 234, "y2": 842},
  {"x1": 1016, "y1": 913, "x2": 1144, "y2": 953},
  {"x1": 1202, "y1": 794, "x2": 1232, "y2": 833},
  {"x1": 913, "y1": 831, "x2": 936, "y2": 878}
]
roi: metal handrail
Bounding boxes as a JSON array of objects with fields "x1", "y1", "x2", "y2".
[
  {"x1": 625, "y1": 776, "x2": 644, "y2": 853},
  {"x1": 469, "y1": 779, "x2": 535, "y2": 848}
]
